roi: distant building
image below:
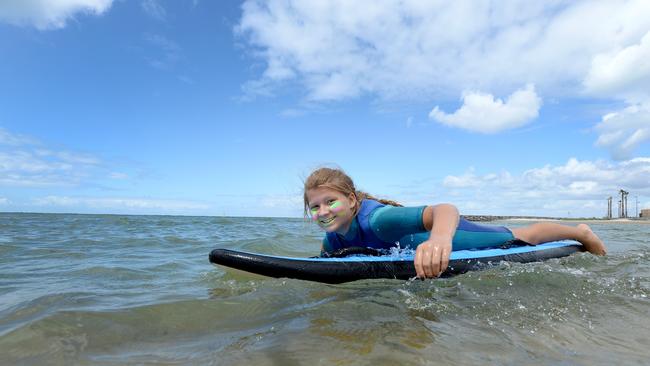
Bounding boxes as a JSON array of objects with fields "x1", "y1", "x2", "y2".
[{"x1": 641, "y1": 208, "x2": 650, "y2": 219}]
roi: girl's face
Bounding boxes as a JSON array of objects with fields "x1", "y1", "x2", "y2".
[{"x1": 306, "y1": 187, "x2": 357, "y2": 234}]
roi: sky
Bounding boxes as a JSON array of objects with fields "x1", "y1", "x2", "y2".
[{"x1": 1, "y1": 0, "x2": 650, "y2": 218}]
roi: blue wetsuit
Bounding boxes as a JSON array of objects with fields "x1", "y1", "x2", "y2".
[{"x1": 321, "y1": 199, "x2": 514, "y2": 255}]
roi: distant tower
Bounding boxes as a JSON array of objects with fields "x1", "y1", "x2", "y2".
[
  {"x1": 619, "y1": 189, "x2": 629, "y2": 218},
  {"x1": 607, "y1": 196, "x2": 612, "y2": 219}
]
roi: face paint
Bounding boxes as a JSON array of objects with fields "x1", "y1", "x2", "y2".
[
  {"x1": 328, "y1": 200, "x2": 343, "y2": 212},
  {"x1": 310, "y1": 200, "x2": 342, "y2": 217},
  {"x1": 310, "y1": 207, "x2": 319, "y2": 219},
  {"x1": 305, "y1": 188, "x2": 356, "y2": 234}
]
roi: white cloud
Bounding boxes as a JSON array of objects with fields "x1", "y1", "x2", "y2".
[
  {"x1": 177, "y1": 75, "x2": 194, "y2": 84},
  {"x1": 280, "y1": 108, "x2": 306, "y2": 118},
  {"x1": 442, "y1": 168, "x2": 480, "y2": 189},
  {"x1": 237, "y1": 0, "x2": 650, "y2": 156},
  {"x1": 0, "y1": 127, "x2": 37, "y2": 145},
  {"x1": 595, "y1": 103, "x2": 650, "y2": 160},
  {"x1": 0, "y1": 0, "x2": 113, "y2": 30},
  {"x1": 0, "y1": 150, "x2": 96, "y2": 187},
  {"x1": 429, "y1": 84, "x2": 542, "y2": 133},
  {"x1": 141, "y1": 0, "x2": 165, "y2": 21},
  {"x1": 583, "y1": 32, "x2": 650, "y2": 159},
  {"x1": 584, "y1": 31, "x2": 650, "y2": 101},
  {"x1": 443, "y1": 168, "x2": 514, "y2": 189},
  {"x1": 430, "y1": 157, "x2": 650, "y2": 217},
  {"x1": 0, "y1": 197, "x2": 9, "y2": 205},
  {"x1": 109, "y1": 172, "x2": 129, "y2": 179},
  {"x1": 32, "y1": 196, "x2": 210, "y2": 212},
  {"x1": 21, "y1": 194, "x2": 307, "y2": 216},
  {"x1": 143, "y1": 33, "x2": 181, "y2": 70},
  {"x1": 237, "y1": 0, "x2": 650, "y2": 102},
  {"x1": 35, "y1": 149, "x2": 100, "y2": 165},
  {"x1": 0, "y1": 128, "x2": 103, "y2": 187},
  {"x1": 260, "y1": 194, "x2": 303, "y2": 209}
]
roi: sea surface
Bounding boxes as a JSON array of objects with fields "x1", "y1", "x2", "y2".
[{"x1": 1, "y1": 212, "x2": 649, "y2": 365}]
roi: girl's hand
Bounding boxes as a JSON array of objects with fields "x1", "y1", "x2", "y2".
[{"x1": 414, "y1": 235, "x2": 452, "y2": 278}]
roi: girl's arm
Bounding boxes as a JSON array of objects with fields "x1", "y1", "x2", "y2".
[{"x1": 414, "y1": 203, "x2": 459, "y2": 278}]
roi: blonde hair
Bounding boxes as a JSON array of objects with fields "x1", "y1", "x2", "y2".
[{"x1": 303, "y1": 167, "x2": 402, "y2": 217}]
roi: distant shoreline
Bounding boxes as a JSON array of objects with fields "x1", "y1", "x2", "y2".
[
  {"x1": 2, "y1": 211, "x2": 649, "y2": 223},
  {"x1": 463, "y1": 215, "x2": 650, "y2": 224}
]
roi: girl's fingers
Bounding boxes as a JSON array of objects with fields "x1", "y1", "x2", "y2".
[
  {"x1": 414, "y1": 248, "x2": 423, "y2": 278},
  {"x1": 422, "y1": 250, "x2": 431, "y2": 277},
  {"x1": 430, "y1": 247, "x2": 440, "y2": 277},
  {"x1": 415, "y1": 242, "x2": 451, "y2": 278},
  {"x1": 441, "y1": 247, "x2": 450, "y2": 274},
  {"x1": 418, "y1": 247, "x2": 433, "y2": 278}
]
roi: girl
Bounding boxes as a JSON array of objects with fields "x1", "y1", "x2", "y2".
[{"x1": 304, "y1": 167, "x2": 607, "y2": 279}]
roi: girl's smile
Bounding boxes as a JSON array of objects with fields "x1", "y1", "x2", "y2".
[{"x1": 306, "y1": 187, "x2": 357, "y2": 234}]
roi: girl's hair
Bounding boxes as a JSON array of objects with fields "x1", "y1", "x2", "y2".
[{"x1": 303, "y1": 167, "x2": 402, "y2": 216}]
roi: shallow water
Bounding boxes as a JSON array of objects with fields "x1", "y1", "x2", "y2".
[{"x1": 1, "y1": 213, "x2": 648, "y2": 365}]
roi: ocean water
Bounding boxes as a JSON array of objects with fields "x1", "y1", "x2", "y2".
[{"x1": 1, "y1": 212, "x2": 648, "y2": 365}]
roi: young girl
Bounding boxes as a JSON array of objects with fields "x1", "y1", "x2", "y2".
[{"x1": 304, "y1": 167, "x2": 607, "y2": 279}]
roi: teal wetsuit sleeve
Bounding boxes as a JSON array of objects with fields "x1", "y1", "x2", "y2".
[
  {"x1": 368, "y1": 205, "x2": 427, "y2": 244},
  {"x1": 370, "y1": 205, "x2": 516, "y2": 251}
]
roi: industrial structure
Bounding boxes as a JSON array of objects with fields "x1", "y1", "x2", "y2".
[
  {"x1": 608, "y1": 189, "x2": 648, "y2": 219},
  {"x1": 619, "y1": 189, "x2": 629, "y2": 218},
  {"x1": 607, "y1": 196, "x2": 613, "y2": 219},
  {"x1": 606, "y1": 189, "x2": 642, "y2": 218}
]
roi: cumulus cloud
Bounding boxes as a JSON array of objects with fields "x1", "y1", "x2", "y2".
[
  {"x1": 584, "y1": 31, "x2": 650, "y2": 101},
  {"x1": 432, "y1": 157, "x2": 650, "y2": 217},
  {"x1": 32, "y1": 195, "x2": 209, "y2": 212},
  {"x1": 443, "y1": 168, "x2": 514, "y2": 189},
  {"x1": 260, "y1": 194, "x2": 303, "y2": 209},
  {"x1": 237, "y1": 0, "x2": 650, "y2": 101},
  {"x1": 0, "y1": 128, "x2": 37, "y2": 145},
  {"x1": 0, "y1": 150, "x2": 95, "y2": 187},
  {"x1": 442, "y1": 168, "x2": 481, "y2": 189},
  {"x1": 429, "y1": 84, "x2": 542, "y2": 133},
  {"x1": 594, "y1": 103, "x2": 650, "y2": 160},
  {"x1": 22, "y1": 194, "x2": 306, "y2": 216},
  {"x1": 584, "y1": 32, "x2": 650, "y2": 159},
  {"x1": 0, "y1": 0, "x2": 113, "y2": 30},
  {"x1": 0, "y1": 127, "x2": 103, "y2": 187},
  {"x1": 237, "y1": 0, "x2": 650, "y2": 156}
]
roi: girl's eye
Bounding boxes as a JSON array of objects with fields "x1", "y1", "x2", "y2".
[
  {"x1": 309, "y1": 207, "x2": 318, "y2": 215},
  {"x1": 328, "y1": 200, "x2": 341, "y2": 208}
]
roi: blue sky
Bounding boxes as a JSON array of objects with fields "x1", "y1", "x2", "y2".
[{"x1": 1, "y1": 0, "x2": 650, "y2": 218}]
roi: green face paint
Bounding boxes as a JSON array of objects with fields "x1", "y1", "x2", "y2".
[
  {"x1": 328, "y1": 200, "x2": 342, "y2": 211},
  {"x1": 310, "y1": 199, "x2": 348, "y2": 228}
]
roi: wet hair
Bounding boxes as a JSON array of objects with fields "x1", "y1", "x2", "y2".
[{"x1": 303, "y1": 167, "x2": 402, "y2": 217}]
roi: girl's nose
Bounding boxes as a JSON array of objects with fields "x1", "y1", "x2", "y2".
[
  {"x1": 313, "y1": 204, "x2": 332, "y2": 218},
  {"x1": 317, "y1": 205, "x2": 330, "y2": 216}
]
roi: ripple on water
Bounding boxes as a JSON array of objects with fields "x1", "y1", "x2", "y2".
[
  {"x1": 2, "y1": 214, "x2": 650, "y2": 365},
  {"x1": 0, "y1": 291, "x2": 97, "y2": 337},
  {"x1": 0, "y1": 282, "x2": 332, "y2": 365}
]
